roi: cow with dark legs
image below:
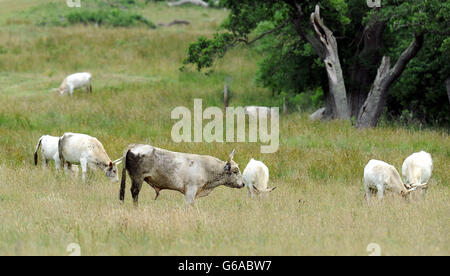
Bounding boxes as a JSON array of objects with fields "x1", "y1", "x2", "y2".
[{"x1": 120, "y1": 145, "x2": 244, "y2": 206}]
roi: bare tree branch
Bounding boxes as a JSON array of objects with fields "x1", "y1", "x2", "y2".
[{"x1": 233, "y1": 20, "x2": 290, "y2": 46}]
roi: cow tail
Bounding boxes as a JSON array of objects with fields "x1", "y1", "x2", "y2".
[
  {"x1": 34, "y1": 136, "x2": 43, "y2": 166},
  {"x1": 120, "y1": 148, "x2": 130, "y2": 202}
]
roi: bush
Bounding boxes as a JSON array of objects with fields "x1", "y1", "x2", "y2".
[
  {"x1": 35, "y1": 0, "x2": 155, "y2": 29},
  {"x1": 66, "y1": 9, "x2": 156, "y2": 28}
]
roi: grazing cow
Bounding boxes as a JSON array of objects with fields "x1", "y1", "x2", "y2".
[
  {"x1": 34, "y1": 135, "x2": 79, "y2": 172},
  {"x1": 402, "y1": 151, "x2": 433, "y2": 189},
  {"x1": 58, "y1": 72, "x2": 92, "y2": 96},
  {"x1": 58, "y1": 132, "x2": 121, "y2": 182},
  {"x1": 34, "y1": 135, "x2": 62, "y2": 169},
  {"x1": 244, "y1": 106, "x2": 273, "y2": 118},
  {"x1": 119, "y1": 145, "x2": 244, "y2": 206},
  {"x1": 363, "y1": 159, "x2": 425, "y2": 202},
  {"x1": 242, "y1": 158, "x2": 276, "y2": 197}
]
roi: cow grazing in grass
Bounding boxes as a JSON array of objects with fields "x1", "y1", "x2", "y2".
[
  {"x1": 363, "y1": 159, "x2": 426, "y2": 202},
  {"x1": 58, "y1": 72, "x2": 92, "y2": 96},
  {"x1": 242, "y1": 158, "x2": 276, "y2": 197},
  {"x1": 402, "y1": 151, "x2": 433, "y2": 189},
  {"x1": 120, "y1": 145, "x2": 244, "y2": 206},
  {"x1": 58, "y1": 132, "x2": 121, "y2": 182}
]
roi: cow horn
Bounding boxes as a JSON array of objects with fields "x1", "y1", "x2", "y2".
[
  {"x1": 405, "y1": 186, "x2": 419, "y2": 194},
  {"x1": 228, "y1": 148, "x2": 236, "y2": 161},
  {"x1": 411, "y1": 182, "x2": 428, "y2": 188},
  {"x1": 112, "y1": 157, "x2": 123, "y2": 164}
]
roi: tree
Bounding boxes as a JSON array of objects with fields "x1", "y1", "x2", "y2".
[{"x1": 182, "y1": 0, "x2": 450, "y2": 127}]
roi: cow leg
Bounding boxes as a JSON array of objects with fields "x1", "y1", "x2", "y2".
[
  {"x1": 68, "y1": 85, "x2": 74, "y2": 96},
  {"x1": 247, "y1": 181, "x2": 254, "y2": 198},
  {"x1": 154, "y1": 188, "x2": 160, "y2": 200},
  {"x1": 54, "y1": 154, "x2": 61, "y2": 170},
  {"x1": 89, "y1": 84, "x2": 92, "y2": 93},
  {"x1": 376, "y1": 184, "x2": 384, "y2": 200},
  {"x1": 42, "y1": 159, "x2": 48, "y2": 169},
  {"x1": 184, "y1": 186, "x2": 198, "y2": 206},
  {"x1": 364, "y1": 185, "x2": 372, "y2": 203},
  {"x1": 80, "y1": 158, "x2": 88, "y2": 182},
  {"x1": 131, "y1": 178, "x2": 143, "y2": 206}
]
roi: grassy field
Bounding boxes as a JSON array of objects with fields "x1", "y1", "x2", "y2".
[{"x1": 0, "y1": 1, "x2": 449, "y2": 256}]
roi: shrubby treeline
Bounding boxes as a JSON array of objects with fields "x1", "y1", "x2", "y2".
[{"x1": 183, "y1": 0, "x2": 450, "y2": 128}]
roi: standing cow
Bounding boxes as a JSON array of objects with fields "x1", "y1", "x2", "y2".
[
  {"x1": 119, "y1": 145, "x2": 244, "y2": 206},
  {"x1": 58, "y1": 72, "x2": 92, "y2": 96},
  {"x1": 34, "y1": 135, "x2": 61, "y2": 169},
  {"x1": 58, "y1": 132, "x2": 121, "y2": 182}
]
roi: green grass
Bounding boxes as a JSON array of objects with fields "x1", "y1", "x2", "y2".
[{"x1": 0, "y1": 1, "x2": 449, "y2": 256}]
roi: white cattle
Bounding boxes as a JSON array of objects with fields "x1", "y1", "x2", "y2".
[
  {"x1": 58, "y1": 132, "x2": 121, "y2": 182},
  {"x1": 402, "y1": 151, "x2": 433, "y2": 189},
  {"x1": 34, "y1": 135, "x2": 78, "y2": 173},
  {"x1": 244, "y1": 106, "x2": 273, "y2": 118},
  {"x1": 242, "y1": 158, "x2": 276, "y2": 197},
  {"x1": 34, "y1": 135, "x2": 61, "y2": 169},
  {"x1": 58, "y1": 72, "x2": 92, "y2": 96},
  {"x1": 120, "y1": 145, "x2": 244, "y2": 206},
  {"x1": 363, "y1": 159, "x2": 425, "y2": 202}
]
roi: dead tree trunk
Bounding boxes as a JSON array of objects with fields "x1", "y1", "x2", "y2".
[
  {"x1": 356, "y1": 33, "x2": 424, "y2": 128},
  {"x1": 291, "y1": 4, "x2": 349, "y2": 120},
  {"x1": 308, "y1": 5, "x2": 349, "y2": 120},
  {"x1": 348, "y1": 20, "x2": 386, "y2": 118}
]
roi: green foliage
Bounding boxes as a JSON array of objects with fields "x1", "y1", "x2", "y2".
[
  {"x1": 35, "y1": 0, "x2": 155, "y2": 28},
  {"x1": 65, "y1": 9, "x2": 156, "y2": 28},
  {"x1": 182, "y1": 33, "x2": 235, "y2": 71},
  {"x1": 183, "y1": 0, "x2": 450, "y2": 127}
]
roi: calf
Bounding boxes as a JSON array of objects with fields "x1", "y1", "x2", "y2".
[
  {"x1": 242, "y1": 158, "x2": 276, "y2": 197},
  {"x1": 58, "y1": 72, "x2": 92, "y2": 96},
  {"x1": 58, "y1": 132, "x2": 121, "y2": 182},
  {"x1": 402, "y1": 151, "x2": 433, "y2": 189},
  {"x1": 120, "y1": 145, "x2": 244, "y2": 206},
  {"x1": 363, "y1": 159, "x2": 425, "y2": 202}
]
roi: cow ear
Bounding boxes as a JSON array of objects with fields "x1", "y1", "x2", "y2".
[{"x1": 224, "y1": 162, "x2": 231, "y2": 172}]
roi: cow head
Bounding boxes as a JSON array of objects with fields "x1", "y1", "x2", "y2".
[
  {"x1": 58, "y1": 87, "x2": 66, "y2": 95},
  {"x1": 104, "y1": 158, "x2": 122, "y2": 182},
  {"x1": 223, "y1": 149, "x2": 244, "y2": 189}
]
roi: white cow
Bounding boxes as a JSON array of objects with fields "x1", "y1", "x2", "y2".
[
  {"x1": 34, "y1": 135, "x2": 61, "y2": 169},
  {"x1": 34, "y1": 135, "x2": 79, "y2": 173},
  {"x1": 242, "y1": 158, "x2": 276, "y2": 197},
  {"x1": 244, "y1": 106, "x2": 273, "y2": 118},
  {"x1": 363, "y1": 159, "x2": 425, "y2": 202},
  {"x1": 58, "y1": 132, "x2": 121, "y2": 182},
  {"x1": 58, "y1": 72, "x2": 92, "y2": 96},
  {"x1": 402, "y1": 151, "x2": 433, "y2": 189}
]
